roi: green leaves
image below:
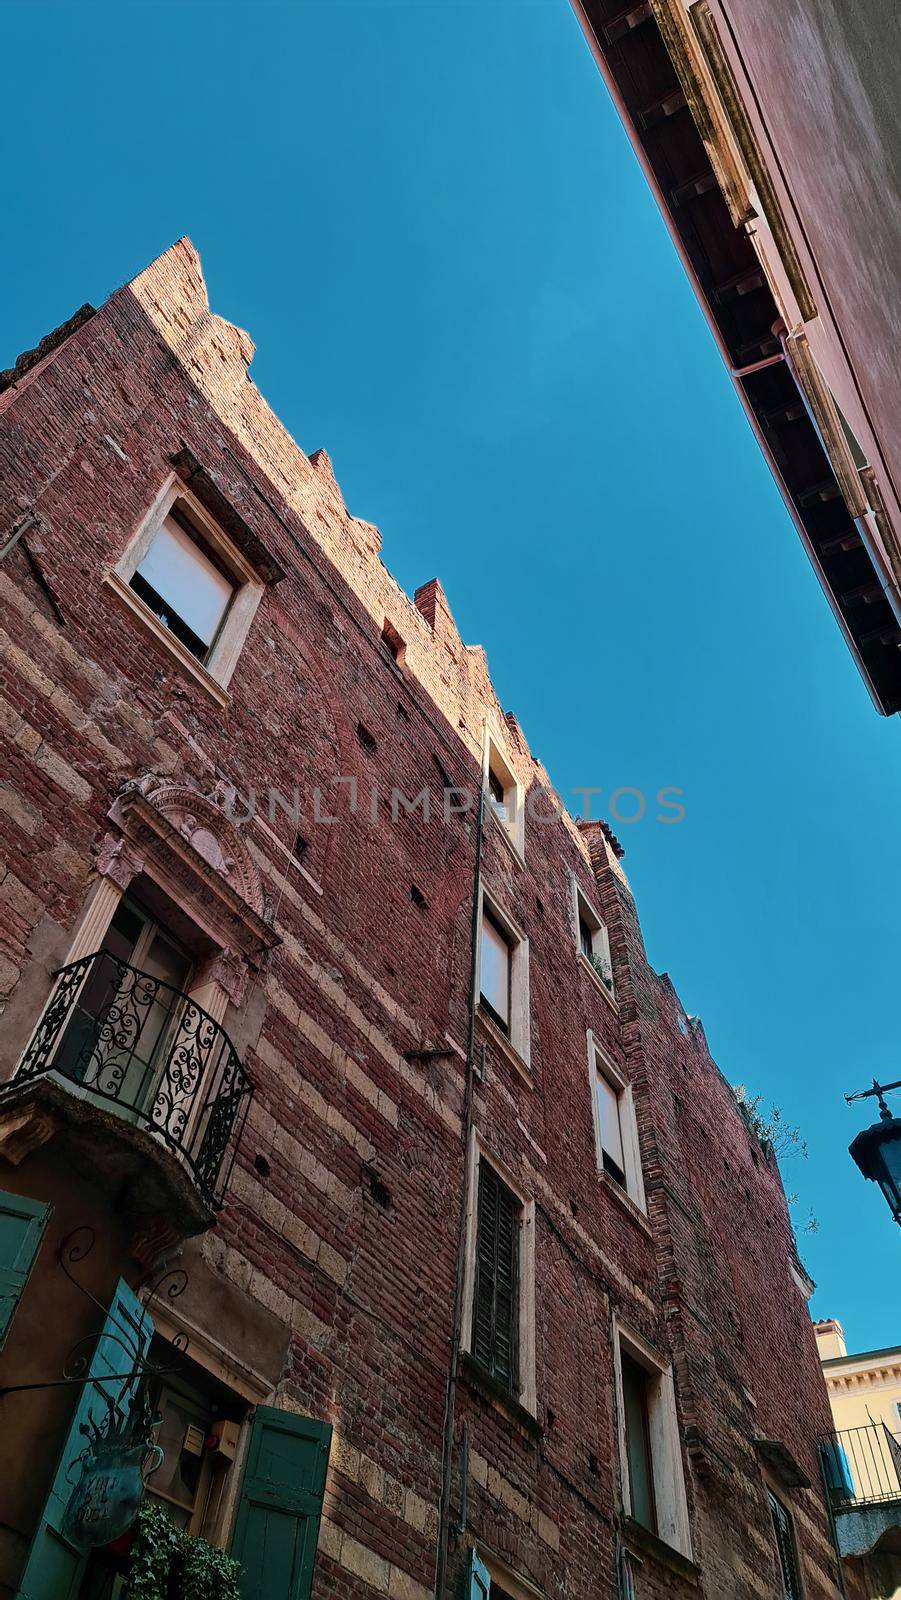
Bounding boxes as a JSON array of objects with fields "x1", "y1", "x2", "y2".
[{"x1": 125, "y1": 1500, "x2": 242, "y2": 1600}]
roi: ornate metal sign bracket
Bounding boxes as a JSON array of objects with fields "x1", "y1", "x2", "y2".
[{"x1": 0, "y1": 1225, "x2": 190, "y2": 1400}]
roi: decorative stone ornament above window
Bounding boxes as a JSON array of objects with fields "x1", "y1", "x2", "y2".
[
  {"x1": 104, "y1": 466, "x2": 282, "y2": 707},
  {"x1": 101, "y1": 775, "x2": 278, "y2": 976}
]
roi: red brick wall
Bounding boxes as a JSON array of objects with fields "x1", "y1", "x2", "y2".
[{"x1": 0, "y1": 240, "x2": 851, "y2": 1599}]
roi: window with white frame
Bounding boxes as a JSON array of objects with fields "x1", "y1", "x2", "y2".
[
  {"x1": 768, "y1": 1489, "x2": 804, "y2": 1599},
  {"x1": 107, "y1": 477, "x2": 265, "y2": 699},
  {"x1": 485, "y1": 733, "x2": 524, "y2": 858},
  {"x1": 478, "y1": 893, "x2": 530, "y2": 1066},
  {"x1": 587, "y1": 1035, "x2": 645, "y2": 1209},
  {"x1": 131, "y1": 511, "x2": 235, "y2": 662},
  {"x1": 574, "y1": 882, "x2": 614, "y2": 998},
  {"x1": 461, "y1": 1137, "x2": 536, "y2": 1415},
  {"x1": 614, "y1": 1324, "x2": 691, "y2": 1558},
  {"x1": 468, "y1": 1547, "x2": 543, "y2": 1600}
]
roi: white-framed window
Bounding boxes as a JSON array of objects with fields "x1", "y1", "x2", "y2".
[
  {"x1": 468, "y1": 1546, "x2": 544, "y2": 1599},
  {"x1": 478, "y1": 890, "x2": 530, "y2": 1067},
  {"x1": 587, "y1": 1034, "x2": 645, "y2": 1210},
  {"x1": 768, "y1": 1487, "x2": 804, "y2": 1599},
  {"x1": 485, "y1": 731, "x2": 524, "y2": 859},
  {"x1": 105, "y1": 476, "x2": 265, "y2": 704},
  {"x1": 461, "y1": 1133, "x2": 536, "y2": 1416},
  {"x1": 614, "y1": 1322, "x2": 692, "y2": 1559},
  {"x1": 573, "y1": 881, "x2": 615, "y2": 1001}
]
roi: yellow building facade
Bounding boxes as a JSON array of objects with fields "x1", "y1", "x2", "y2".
[{"x1": 816, "y1": 1320, "x2": 901, "y2": 1438}]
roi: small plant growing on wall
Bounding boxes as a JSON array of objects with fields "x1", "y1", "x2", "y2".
[{"x1": 588, "y1": 952, "x2": 613, "y2": 992}]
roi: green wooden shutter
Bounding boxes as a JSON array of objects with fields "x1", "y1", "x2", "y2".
[
  {"x1": 0, "y1": 1189, "x2": 50, "y2": 1348},
  {"x1": 16, "y1": 1277, "x2": 153, "y2": 1600},
  {"x1": 472, "y1": 1162, "x2": 519, "y2": 1394},
  {"x1": 230, "y1": 1407, "x2": 332, "y2": 1600},
  {"x1": 768, "y1": 1491, "x2": 803, "y2": 1600},
  {"x1": 468, "y1": 1548, "x2": 491, "y2": 1598}
]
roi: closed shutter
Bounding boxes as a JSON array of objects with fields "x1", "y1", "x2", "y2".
[
  {"x1": 230, "y1": 1407, "x2": 332, "y2": 1600},
  {"x1": 468, "y1": 1547, "x2": 491, "y2": 1598},
  {"x1": 472, "y1": 1163, "x2": 519, "y2": 1394},
  {"x1": 768, "y1": 1491, "x2": 802, "y2": 1600},
  {"x1": 0, "y1": 1189, "x2": 50, "y2": 1348},
  {"x1": 16, "y1": 1277, "x2": 153, "y2": 1600}
]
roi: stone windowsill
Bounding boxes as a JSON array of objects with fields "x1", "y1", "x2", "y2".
[
  {"x1": 104, "y1": 569, "x2": 231, "y2": 709},
  {"x1": 476, "y1": 1005, "x2": 533, "y2": 1088},
  {"x1": 598, "y1": 1169, "x2": 654, "y2": 1237},
  {"x1": 622, "y1": 1517, "x2": 700, "y2": 1585},
  {"x1": 459, "y1": 1350, "x2": 542, "y2": 1439},
  {"x1": 578, "y1": 951, "x2": 619, "y2": 1013},
  {"x1": 488, "y1": 806, "x2": 526, "y2": 869}
]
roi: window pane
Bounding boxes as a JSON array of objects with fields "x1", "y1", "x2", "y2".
[
  {"x1": 579, "y1": 917, "x2": 594, "y2": 959},
  {"x1": 622, "y1": 1354, "x2": 656, "y2": 1533},
  {"x1": 595, "y1": 1068, "x2": 626, "y2": 1179},
  {"x1": 135, "y1": 515, "x2": 234, "y2": 648},
  {"x1": 480, "y1": 912, "x2": 510, "y2": 1027}
]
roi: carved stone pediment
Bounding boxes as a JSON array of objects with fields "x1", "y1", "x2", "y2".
[{"x1": 104, "y1": 776, "x2": 278, "y2": 964}]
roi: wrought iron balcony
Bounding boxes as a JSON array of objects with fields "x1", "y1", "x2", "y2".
[
  {"x1": 13, "y1": 950, "x2": 252, "y2": 1208},
  {"x1": 821, "y1": 1424, "x2": 901, "y2": 1509}
]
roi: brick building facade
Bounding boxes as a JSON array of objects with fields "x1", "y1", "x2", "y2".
[{"x1": 0, "y1": 240, "x2": 857, "y2": 1599}]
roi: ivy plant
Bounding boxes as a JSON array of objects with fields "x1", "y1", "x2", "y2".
[
  {"x1": 178, "y1": 1537, "x2": 243, "y2": 1600},
  {"x1": 124, "y1": 1499, "x2": 243, "y2": 1600},
  {"x1": 125, "y1": 1500, "x2": 181, "y2": 1600}
]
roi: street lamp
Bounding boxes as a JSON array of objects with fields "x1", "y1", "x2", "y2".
[{"x1": 846, "y1": 1079, "x2": 901, "y2": 1226}]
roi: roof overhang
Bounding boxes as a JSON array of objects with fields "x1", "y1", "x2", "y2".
[{"x1": 571, "y1": 0, "x2": 901, "y2": 714}]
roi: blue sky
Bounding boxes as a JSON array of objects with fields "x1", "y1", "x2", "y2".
[{"x1": 6, "y1": 0, "x2": 901, "y2": 1351}]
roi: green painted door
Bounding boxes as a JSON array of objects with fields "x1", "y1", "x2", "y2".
[
  {"x1": 0, "y1": 1188, "x2": 50, "y2": 1348},
  {"x1": 16, "y1": 1277, "x2": 153, "y2": 1600},
  {"x1": 230, "y1": 1408, "x2": 332, "y2": 1600}
]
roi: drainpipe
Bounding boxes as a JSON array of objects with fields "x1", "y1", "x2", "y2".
[{"x1": 434, "y1": 723, "x2": 487, "y2": 1598}]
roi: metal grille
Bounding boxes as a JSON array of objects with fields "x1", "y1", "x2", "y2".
[
  {"x1": 472, "y1": 1162, "x2": 519, "y2": 1394},
  {"x1": 15, "y1": 950, "x2": 253, "y2": 1207}
]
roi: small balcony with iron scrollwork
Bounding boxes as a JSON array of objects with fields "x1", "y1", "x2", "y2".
[{"x1": 0, "y1": 949, "x2": 253, "y2": 1235}]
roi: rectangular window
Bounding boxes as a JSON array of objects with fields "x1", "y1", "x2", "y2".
[
  {"x1": 615, "y1": 1326, "x2": 692, "y2": 1558},
  {"x1": 595, "y1": 1067, "x2": 627, "y2": 1188},
  {"x1": 472, "y1": 1162, "x2": 520, "y2": 1394},
  {"x1": 622, "y1": 1353, "x2": 657, "y2": 1534},
  {"x1": 143, "y1": 1350, "x2": 246, "y2": 1539},
  {"x1": 485, "y1": 734, "x2": 524, "y2": 857},
  {"x1": 574, "y1": 883, "x2": 614, "y2": 998},
  {"x1": 131, "y1": 512, "x2": 236, "y2": 662},
  {"x1": 107, "y1": 475, "x2": 268, "y2": 703},
  {"x1": 480, "y1": 908, "x2": 511, "y2": 1033},
  {"x1": 588, "y1": 1036, "x2": 645, "y2": 1209},
  {"x1": 769, "y1": 1491, "x2": 803, "y2": 1599}
]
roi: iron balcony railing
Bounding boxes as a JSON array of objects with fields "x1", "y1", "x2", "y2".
[
  {"x1": 821, "y1": 1424, "x2": 901, "y2": 1509},
  {"x1": 15, "y1": 950, "x2": 253, "y2": 1208}
]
